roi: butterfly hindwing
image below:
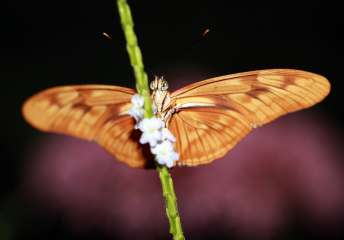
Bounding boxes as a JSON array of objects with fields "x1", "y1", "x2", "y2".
[
  {"x1": 169, "y1": 107, "x2": 251, "y2": 166},
  {"x1": 95, "y1": 115, "x2": 153, "y2": 168}
]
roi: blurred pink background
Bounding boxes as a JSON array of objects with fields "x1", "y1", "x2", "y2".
[{"x1": 21, "y1": 111, "x2": 344, "y2": 239}]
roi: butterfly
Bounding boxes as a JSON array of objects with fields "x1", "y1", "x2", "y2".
[{"x1": 22, "y1": 69, "x2": 330, "y2": 168}]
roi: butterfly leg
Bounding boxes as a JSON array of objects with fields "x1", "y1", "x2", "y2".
[{"x1": 161, "y1": 108, "x2": 176, "y2": 128}]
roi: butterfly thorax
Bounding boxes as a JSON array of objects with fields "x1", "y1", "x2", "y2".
[{"x1": 150, "y1": 76, "x2": 174, "y2": 124}]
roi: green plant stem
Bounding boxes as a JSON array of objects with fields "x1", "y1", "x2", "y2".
[
  {"x1": 116, "y1": 0, "x2": 152, "y2": 118},
  {"x1": 156, "y1": 165, "x2": 185, "y2": 240},
  {"x1": 116, "y1": 1, "x2": 185, "y2": 239}
]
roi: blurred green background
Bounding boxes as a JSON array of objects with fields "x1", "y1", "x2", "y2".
[{"x1": 1, "y1": 1, "x2": 343, "y2": 239}]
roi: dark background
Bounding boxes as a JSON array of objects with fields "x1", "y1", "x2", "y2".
[{"x1": 1, "y1": 0, "x2": 343, "y2": 239}]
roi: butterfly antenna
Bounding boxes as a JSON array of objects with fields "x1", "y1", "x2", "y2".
[
  {"x1": 169, "y1": 27, "x2": 211, "y2": 64},
  {"x1": 101, "y1": 32, "x2": 113, "y2": 40},
  {"x1": 191, "y1": 27, "x2": 210, "y2": 47},
  {"x1": 152, "y1": 27, "x2": 210, "y2": 80},
  {"x1": 202, "y1": 28, "x2": 210, "y2": 37}
]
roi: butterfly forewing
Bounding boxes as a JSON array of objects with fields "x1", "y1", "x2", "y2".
[
  {"x1": 170, "y1": 69, "x2": 330, "y2": 166},
  {"x1": 22, "y1": 85, "x2": 150, "y2": 167}
]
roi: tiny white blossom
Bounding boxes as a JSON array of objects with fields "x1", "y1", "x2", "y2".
[
  {"x1": 152, "y1": 140, "x2": 179, "y2": 168},
  {"x1": 131, "y1": 94, "x2": 144, "y2": 108},
  {"x1": 138, "y1": 117, "x2": 164, "y2": 146},
  {"x1": 128, "y1": 94, "x2": 145, "y2": 121},
  {"x1": 161, "y1": 128, "x2": 176, "y2": 142},
  {"x1": 128, "y1": 107, "x2": 144, "y2": 122}
]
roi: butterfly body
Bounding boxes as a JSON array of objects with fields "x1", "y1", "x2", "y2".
[
  {"x1": 150, "y1": 76, "x2": 174, "y2": 123},
  {"x1": 23, "y1": 69, "x2": 330, "y2": 168}
]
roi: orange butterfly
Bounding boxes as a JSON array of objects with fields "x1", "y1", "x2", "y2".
[{"x1": 22, "y1": 69, "x2": 330, "y2": 168}]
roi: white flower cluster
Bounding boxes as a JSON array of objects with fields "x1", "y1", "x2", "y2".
[
  {"x1": 128, "y1": 94, "x2": 145, "y2": 123},
  {"x1": 128, "y1": 94, "x2": 179, "y2": 167}
]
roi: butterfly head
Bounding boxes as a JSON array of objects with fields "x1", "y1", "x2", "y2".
[{"x1": 150, "y1": 76, "x2": 169, "y2": 91}]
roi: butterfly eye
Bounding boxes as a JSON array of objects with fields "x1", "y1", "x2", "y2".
[
  {"x1": 150, "y1": 80, "x2": 157, "y2": 90},
  {"x1": 161, "y1": 81, "x2": 168, "y2": 91}
]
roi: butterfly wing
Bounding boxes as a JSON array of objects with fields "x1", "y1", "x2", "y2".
[
  {"x1": 22, "y1": 85, "x2": 150, "y2": 168},
  {"x1": 169, "y1": 69, "x2": 330, "y2": 166},
  {"x1": 168, "y1": 107, "x2": 252, "y2": 166}
]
